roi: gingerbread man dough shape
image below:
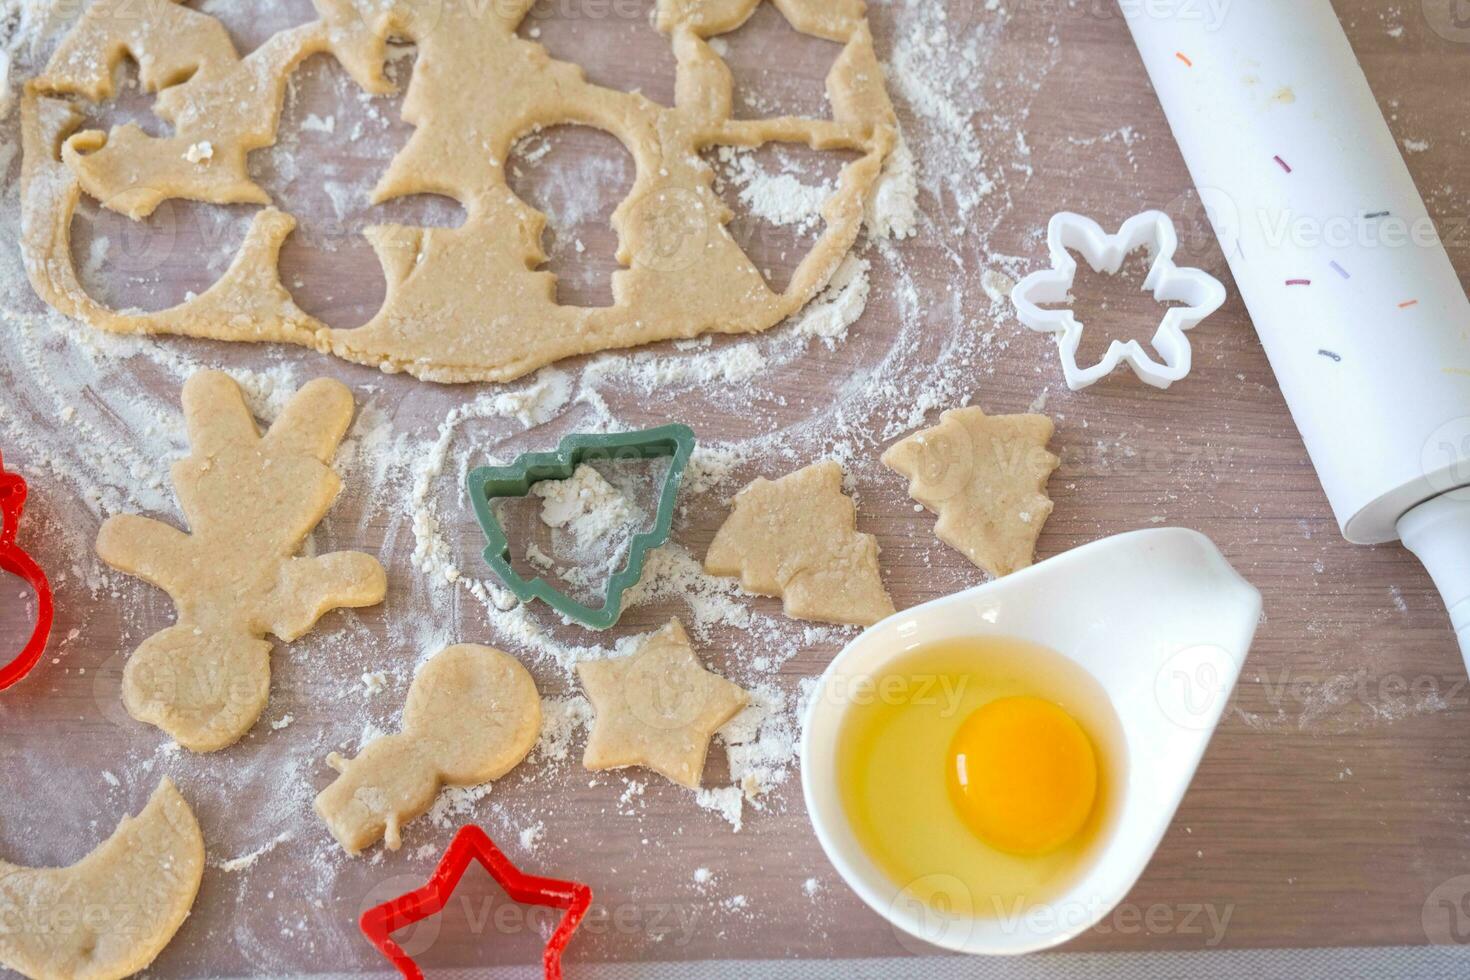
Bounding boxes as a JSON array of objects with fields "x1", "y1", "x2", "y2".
[
  {"x1": 96, "y1": 370, "x2": 388, "y2": 753},
  {"x1": 315, "y1": 644, "x2": 542, "y2": 855}
]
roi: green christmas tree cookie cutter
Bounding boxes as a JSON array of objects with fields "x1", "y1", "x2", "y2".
[{"x1": 466, "y1": 425, "x2": 696, "y2": 631}]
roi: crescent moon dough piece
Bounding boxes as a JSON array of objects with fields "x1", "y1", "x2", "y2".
[
  {"x1": 704, "y1": 460, "x2": 895, "y2": 626},
  {"x1": 881, "y1": 407, "x2": 1060, "y2": 578},
  {"x1": 0, "y1": 778, "x2": 205, "y2": 980},
  {"x1": 95, "y1": 370, "x2": 389, "y2": 753},
  {"x1": 19, "y1": 0, "x2": 899, "y2": 383},
  {"x1": 314, "y1": 645, "x2": 542, "y2": 855}
]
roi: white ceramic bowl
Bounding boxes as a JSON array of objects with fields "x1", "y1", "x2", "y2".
[{"x1": 800, "y1": 528, "x2": 1262, "y2": 955}]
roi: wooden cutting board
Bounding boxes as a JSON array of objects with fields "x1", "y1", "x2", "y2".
[{"x1": 2, "y1": 0, "x2": 1469, "y2": 973}]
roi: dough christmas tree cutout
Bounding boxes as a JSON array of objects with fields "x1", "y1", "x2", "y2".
[
  {"x1": 96, "y1": 370, "x2": 388, "y2": 753},
  {"x1": 882, "y1": 406, "x2": 1060, "y2": 579},
  {"x1": 315, "y1": 644, "x2": 542, "y2": 855},
  {"x1": 704, "y1": 460, "x2": 894, "y2": 626}
]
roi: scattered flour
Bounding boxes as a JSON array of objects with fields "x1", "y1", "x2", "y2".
[
  {"x1": 215, "y1": 832, "x2": 293, "y2": 873},
  {"x1": 981, "y1": 267, "x2": 1016, "y2": 306},
  {"x1": 714, "y1": 145, "x2": 833, "y2": 232},
  {"x1": 694, "y1": 786, "x2": 746, "y2": 832},
  {"x1": 517, "y1": 820, "x2": 545, "y2": 852},
  {"x1": 492, "y1": 367, "x2": 572, "y2": 428},
  {"x1": 791, "y1": 255, "x2": 871, "y2": 344},
  {"x1": 532, "y1": 695, "x2": 594, "y2": 764},
  {"x1": 301, "y1": 112, "x2": 336, "y2": 134},
  {"x1": 426, "y1": 781, "x2": 495, "y2": 830},
  {"x1": 0, "y1": 0, "x2": 1067, "y2": 964},
  {"x1": 866, "y1": 137, "x2": 919, "y2": 240},
  {"x1": 183, "y1": 140, "x2": 214, "y2": 164},
  {"x1": 533, "y1": 463, "x2": 635, "y2": 545}
]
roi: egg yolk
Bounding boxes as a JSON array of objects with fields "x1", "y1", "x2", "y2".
[{"x1": 947, "y1": 695, "x2": 1098, "y2": 856}]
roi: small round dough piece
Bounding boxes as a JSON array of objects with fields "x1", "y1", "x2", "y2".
[{"x1": 404, "y1": 644, "x2": 542, "y2": 784}]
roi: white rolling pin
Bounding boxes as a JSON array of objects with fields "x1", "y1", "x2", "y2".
[{"x1": 1123, "y1": 1, "x2": 1470, "y2": 664}]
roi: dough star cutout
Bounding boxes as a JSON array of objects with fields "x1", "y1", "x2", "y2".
[
  {"x1": 705, "y1": 460, "x2": 895, "y2": 626},
  {"x1": 315, "y1": 644, "x2": 542, "y2": 854},
  {"x1": 96, "y1": 370, "x2": 388, "y2": 753},
  {"x1": 0, "y1": 778, "x2": 204, "y2": 980},
  {"x1": 577, "y1": 620, "x2": 749, "y2": 790},
  {"x1": 883, "y1": 406, "x2": 1060, "y2": 578}
]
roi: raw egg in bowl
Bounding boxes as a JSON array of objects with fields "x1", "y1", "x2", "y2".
[{"x1": 801, "y1": 528, "x2": 1261, "y2": 955}]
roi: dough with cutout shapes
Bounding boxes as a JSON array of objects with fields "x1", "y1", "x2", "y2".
[
  {"x1": 20, "y1": 0, "x2": 898, "y2": 383},
  {"x1": 96, "y1": 370, "x2": 388, "y2": 753},
  {"x1": 882, "y1": 406, "x2": 1060, "y2": 578},
  {"x1": 315, "y1": 644, "x2": 542, "y2": 854},
  {"x1": 0, "y1": 778, "x2": 204, "y2": 980},
  {"x1": 705, "y1": 460, "x2": 894, "y2": 626},
  {"x1": 577, "y1": 620, "x2": 748, "y2": 789}
]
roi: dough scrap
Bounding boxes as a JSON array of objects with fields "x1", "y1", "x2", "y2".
[
  {"x1": 20, "y1": 0, "x2": 898, "y2": 383},
  {"x1": 0, "y1": 778, "x2": 205, "y2": 980},
  {"x1": 881, "y1": 406, "x2": 1060, "y2": 578},
  {"x1": 96, "y1": 370, "x2": 388, "y2": 753},
  {"x1": 705, "y1": 460, "x2": 893, "y2": 626},
  {"x1": 315, "y1": 644, "x2": 542, "y2": 854},
  {"x1": 577, "y1": 619, "x2": 748, "y2": 790}
]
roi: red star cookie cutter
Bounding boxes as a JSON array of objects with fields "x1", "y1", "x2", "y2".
[
  {"x1": 0, "y1": 450, "x2": 53, "y2": 691},
  {"x1": 360, "y1": 825, "x2": 592, "y2": 980}
]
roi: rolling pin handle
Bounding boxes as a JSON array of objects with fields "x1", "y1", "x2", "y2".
[{"x1": 1399, "y1": 494, "x2": 1470, "y2": 669}]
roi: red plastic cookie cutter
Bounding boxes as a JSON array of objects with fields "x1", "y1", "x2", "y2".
[
  {"x1": 0, "y1": 450, "x2": 53, "y2": 691},
  {"x1": 360, "y1": 825, "x2": 592, "y2": 980}
]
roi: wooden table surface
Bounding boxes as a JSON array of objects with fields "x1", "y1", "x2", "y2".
[{"x1": 3, "y1": 0, "x2": 1470, "y2": 974}]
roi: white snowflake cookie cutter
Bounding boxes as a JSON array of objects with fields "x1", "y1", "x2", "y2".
[{"x1": 1011, "y1": 211, "x2": 1227, "y2": 391}]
